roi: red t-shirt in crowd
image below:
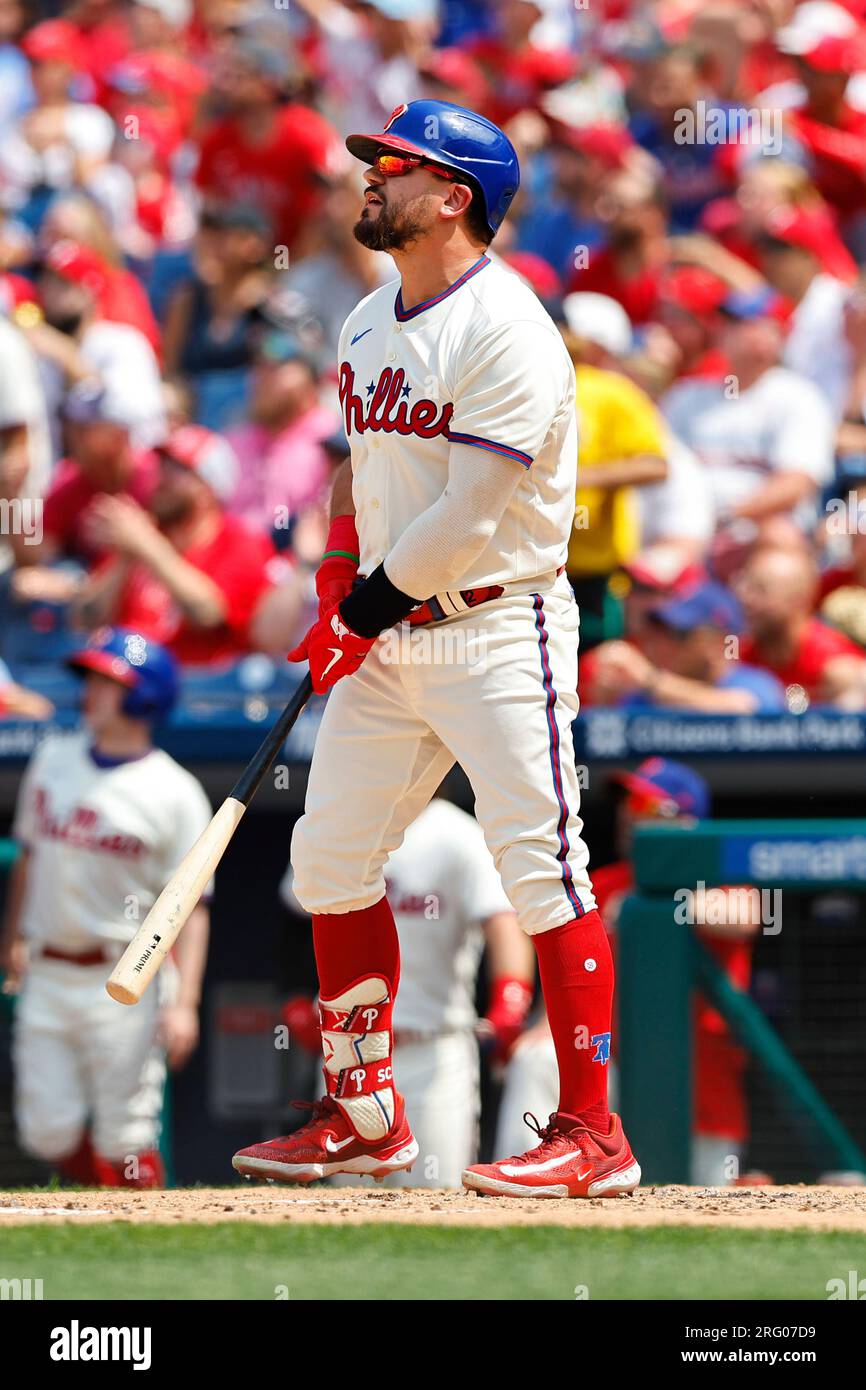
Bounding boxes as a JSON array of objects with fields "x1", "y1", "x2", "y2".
[
  {"x1": 42, "y1": 452, "x2": 159, "y2": 564},
  {"x1": 788, "y1": 105, "x2": 866, "y2": 222},
  {"x1": 195, "y1": 104, "x2": 342, "y2": 249},
  {"x1": 567, "y1": 247, "x2": 662, "y2": 324},
  {"x1": 740, "y1": 618, "x2": 864, "y2": 702},
  {"x1": 113, "y1": 514, "x2": 286, "y2": 665},
  {"x1": 592, "y1": 859, "x2": 752, "y2": 1141}
]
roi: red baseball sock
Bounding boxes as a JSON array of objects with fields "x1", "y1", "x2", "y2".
[
  {"x1": 312, "y1": 896, "x2": 400, "y2": 1000},
  {"x1": 532, "y1": 909, "x2": 614, "y2": 1132}
]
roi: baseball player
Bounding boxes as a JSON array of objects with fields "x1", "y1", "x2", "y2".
[
  {"x1": 233, "y1": 100, "x2": 641, "y2": 1198},
  {"x1": 0, "y1": 628, "x2": 212, "y2": 1187},
  {"x1": 279, "y1": 796, "x2": 533, "y2": 1188}
]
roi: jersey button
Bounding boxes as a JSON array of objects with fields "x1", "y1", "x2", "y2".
[
  {"x1": 388, "y1": 353, "x2": 397, "y2": 362},
  {"x1": 371, "y1": 498, "x2": 380, "y2": 509}
]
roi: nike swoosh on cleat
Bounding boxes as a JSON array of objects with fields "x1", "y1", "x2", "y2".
[
  {"x1": 351, "y1": 329, "x2": 372, "y2": 345},
  {"x1": 324, "y1": 1135, "x2": 354, "y2": 1153},
  {"x1": 322, "y1": 648, "x2": 343, "y2": 677}
]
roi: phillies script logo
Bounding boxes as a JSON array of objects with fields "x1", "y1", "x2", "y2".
[{"x1": 339, "y1": 364, "x2": 453, "y2": 441}]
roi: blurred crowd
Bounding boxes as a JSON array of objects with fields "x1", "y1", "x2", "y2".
[{"x1": 3, "y1": 0, "x2": 866, "y2": 716}]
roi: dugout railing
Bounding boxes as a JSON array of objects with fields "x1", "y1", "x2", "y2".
[{"x1": 619, "y1": 820, "x2": 866, "y2": 1184}]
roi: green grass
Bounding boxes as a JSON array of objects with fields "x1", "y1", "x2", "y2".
[{"x1": 2, "y1": 1223, "x2": 865, "y2": 1300}]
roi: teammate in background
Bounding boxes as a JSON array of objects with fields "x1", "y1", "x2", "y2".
[
  {"x1": 496, "y1": 759, "x2": 760, "y2": 1186},
  {"x1": 234, "y1": 99, "x2": 641, "y2": 1199},
  {"x1": 0, "y1": 628, "x2": 212, "y2": 1188},
  {"x1": 279, "y1": 797, "x2": 533, "y2": 1189}
]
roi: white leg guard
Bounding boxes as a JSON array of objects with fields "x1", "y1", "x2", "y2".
[{"x1": 319, "y1": 976, "x2": 396, "y2": 1142}]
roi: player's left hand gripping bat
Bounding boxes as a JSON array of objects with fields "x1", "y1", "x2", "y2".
[{"x1": 106, "y1": 673, "x2": 314, "y2": 1005}]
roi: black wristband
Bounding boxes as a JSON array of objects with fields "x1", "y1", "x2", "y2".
[{"x1": 339, "y1": 563, "x2": 419, "y2": 638}]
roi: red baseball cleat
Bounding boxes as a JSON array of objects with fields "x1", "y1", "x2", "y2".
[
  {"x1": 462, "y1": 1111, "x2": 641, "y2": 1198},
  {"x1": 232, "y1": 1095, "x2": 419, "y2": 1184}
]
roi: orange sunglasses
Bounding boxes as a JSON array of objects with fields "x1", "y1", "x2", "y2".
[{"x1": 373, "y1": 150, "x2": 460, "y2": 182}]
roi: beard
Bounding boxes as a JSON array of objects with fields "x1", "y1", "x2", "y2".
[{"x1": 353, "y1": 193, "x2": 435, "y2": 252}]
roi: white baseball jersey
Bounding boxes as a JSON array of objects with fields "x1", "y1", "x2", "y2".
[
  {"x1": 336, "y1": 254, "x2": 577, "y2": 587},
  {"x1": 13, "y1": 731, "x2": 212, "y2": 952}
]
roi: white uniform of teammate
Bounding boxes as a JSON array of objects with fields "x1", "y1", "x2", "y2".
[
  {"x1": 293, "y1": 254, "x2": 596, "y2": 935},
  {"x1": 282, "y1": 798, "x2": 515, "y2": 1187},
  {"x1": 12, "y1": 731, "x2": 211, "y2": 1166}
]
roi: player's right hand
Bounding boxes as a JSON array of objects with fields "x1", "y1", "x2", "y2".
[{"x1": 287, "y1": 606, "x2": 375, "y2": 694}]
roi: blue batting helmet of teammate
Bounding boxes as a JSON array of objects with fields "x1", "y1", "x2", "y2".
[
  {"x1": 346, "y1": 99, "x2": 520, "y2": 234},
  {"x1": 67, "y1": 627, "x2": 179, "y2": 721}
]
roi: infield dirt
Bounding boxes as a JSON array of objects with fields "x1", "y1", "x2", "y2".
[{"x1": 2, "y1": 1184, "x2": 866, "y2": 1231}]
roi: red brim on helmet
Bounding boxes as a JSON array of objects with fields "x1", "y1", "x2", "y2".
[{"x1": 66, "y1": 650, "x2": 137, "y2": 688}]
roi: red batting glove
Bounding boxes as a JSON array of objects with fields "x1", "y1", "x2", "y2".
[
  {"x1": 287, "y1": 605, "x2": 375, "y2": 694},
  {"x1": 477, "y1": 977, "x2": 534, "y2": 1065},
  {"x1": 316, "y1": 515, "x2": 360, "y2": 618},
  {"x1": 281, "y1": 995, "x2": 322, "y2": 1055}
]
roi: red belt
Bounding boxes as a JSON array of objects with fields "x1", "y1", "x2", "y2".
[
  {"x1": 41, "y1": 946, "x2": 110, "y2": 967},
  {"x1": 406, "y1": 567, "x2": 565, "y2": 627}
]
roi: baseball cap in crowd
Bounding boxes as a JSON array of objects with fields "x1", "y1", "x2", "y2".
[
  {"x1": 658, "y1": 266, "x2": 728, "y2": 322},
  {"x1": 776, "y1": 1, "x2": 858, "y2": 54},
  {"x1": 798, "y1": 33, "x2": 866, "y2": 72},
  {"x1": 256, "y1": 328, "x2": 321, "y2": 374},
  {"x1": 158, "y1": 425, "x2": 240, "y2": 502},
  {"x1": 611, "y1": 757, "x2": 711, "y2": 820},
  {"x1": 759, "y1": 206, "x2": 858, "y2": 281},
  {"x1": 719, "y1": 286, "x2": 789, "y2": 324},
  {"x1": 649, "y1": 579, "x2": 744, "y2": 634},
  {"x1": 21, "y1": 20, "x2": 86, "y2": 67},
  {"x1": 562, "y1": 292, "x2": 633, "y2": 357},
  {"x1": 623, "y1": 549, "x2": 707, "y2": 593},
  {"x1": 63, "y1": 380, "x2": 138, "y2": 431},
  {"x1": 44, "y1": 240, "x2": 110, "y2": 301},
  {"x1": 544, "y1": 116, "x2": 635, "y2": 170}
]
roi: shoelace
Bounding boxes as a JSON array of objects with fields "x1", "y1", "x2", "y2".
[
  {"x1": 516, "y1": 1111, "x2": 583, "y2": 1163},
  {"x1": 289, "y1": 1096, "x2": 339, "y2": 1136}
]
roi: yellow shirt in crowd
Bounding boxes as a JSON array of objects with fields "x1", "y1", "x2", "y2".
[{"x1": 567, "y1": 364, "x2": 666, "y2": 578}]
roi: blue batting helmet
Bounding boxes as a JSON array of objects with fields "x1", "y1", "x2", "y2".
[
  {"x1": 67, "y1": 628, "x2": 179, "y2": 721},
  {"x1": 346, "y1": 99, "x2": 520, "y2": 234}
]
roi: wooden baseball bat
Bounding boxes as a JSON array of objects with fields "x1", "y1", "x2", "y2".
[{"x1": 106, "y1": 673, "x2": 314, "y2": 1005}]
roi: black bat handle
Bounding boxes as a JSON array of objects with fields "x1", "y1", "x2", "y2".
[{"x1": 229, "y1": 672, "x2": 315, "y2": 808}]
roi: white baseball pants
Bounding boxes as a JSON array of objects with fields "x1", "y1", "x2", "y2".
[
  {"x1": 13, "y1": 956, "x2": 168, "y2": 1163},
  {"x1": 292, "y1": 573, "x2": 595, "y2": 936}
]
